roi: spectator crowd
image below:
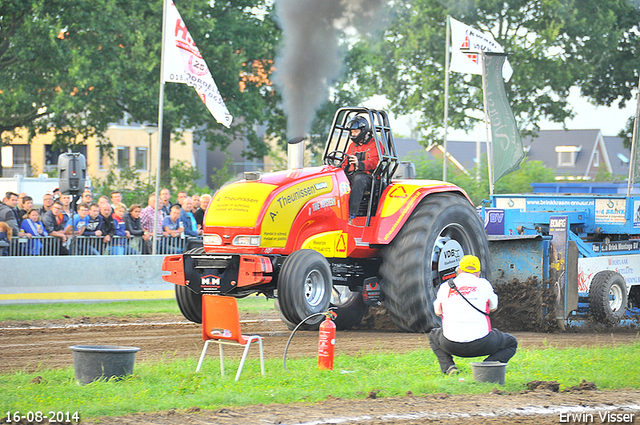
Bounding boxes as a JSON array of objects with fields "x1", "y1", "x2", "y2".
[{"x1": 0, "y1": 188, "x2": 211, "y2": 256}]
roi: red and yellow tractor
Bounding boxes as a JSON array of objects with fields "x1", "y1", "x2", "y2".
[{"x1": 162, "y1": 107, "x2": 489, "y2": 331}]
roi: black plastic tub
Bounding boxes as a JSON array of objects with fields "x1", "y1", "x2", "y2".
[{"x1": 69, "y1": 345, "x2": 140, "y2": 385}]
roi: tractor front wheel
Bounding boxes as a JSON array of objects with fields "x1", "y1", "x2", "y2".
[
  {"x1": 278, "y1": 249, "x2": 332, "y2": 330},
  {"x1": 174, "y1": 247, "x2": 204, "y2": 323}
]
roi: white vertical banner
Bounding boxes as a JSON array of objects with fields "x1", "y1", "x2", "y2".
[
  {"x1": 449, "y1": 17, "x2": 513, "y2": 81},
  {"x1": 163, "y1": 1, "x2": 233, "y2": 128}
]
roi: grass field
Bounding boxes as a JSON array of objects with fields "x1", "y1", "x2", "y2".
[
  {"x1": 0, "y1": 297, "x2": 274, "y2": 322},
  {"x1": 2, "y1": 300, "x2": 640, "y2": 420},
  {"x1": 2, "y1": 344, "x2": 640, "y2": 420}
]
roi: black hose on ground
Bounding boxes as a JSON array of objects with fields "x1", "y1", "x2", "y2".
[{"x1": 283, "y1": 309, "x2": 335, "y2": 372}]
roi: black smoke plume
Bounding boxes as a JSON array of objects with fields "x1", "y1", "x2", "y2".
[{"x1": 274, "y1": 0, "x2": 387, "y2": 139}]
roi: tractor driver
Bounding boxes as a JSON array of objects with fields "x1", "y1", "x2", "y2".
[{"x1": 343, "y1": 116, "x2": 380, "y2": 223}]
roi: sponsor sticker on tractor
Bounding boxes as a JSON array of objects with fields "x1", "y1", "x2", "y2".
[
  {"x1": 205, "y1": 183, "x2": 276, "y2": 228},
  {"x1": 438, "y1": 240, "x2": 463, "y2": 281},
  {"x1": 261, "y1": 177, "x2": 333, "y2": 247},
  {"x1": 201, "y1": 274, "x2": 222, "y2": 291}
]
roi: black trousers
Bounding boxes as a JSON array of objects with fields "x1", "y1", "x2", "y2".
[
  {"x1": 348, "y1": 172, "x2": 372, "y2": 216},
  {"x1": 428, "y1": 327, "x2": 518, "y2": 374}
]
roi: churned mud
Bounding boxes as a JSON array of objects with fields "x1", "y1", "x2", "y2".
[{"x1": 491, "y1": 277, "x2": 559, "y2": 331}]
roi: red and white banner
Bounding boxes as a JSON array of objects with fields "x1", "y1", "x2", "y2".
[
  {"x1": 163, "y1": 1, "x2": 232, "y2": 128},
  {"x1": 449, "y1": 17, "x2": 513, "y2": 81}
]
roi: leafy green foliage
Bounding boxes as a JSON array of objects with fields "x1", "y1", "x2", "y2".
[
  {"x1": 0, "y1": 0, "x2": 281, "y2": 179},
  {"x1": 409, "y1": 151, "x2": 556, "y2": 204},
  {"x1": 591, "y1": 163, "x2": 627, "y2": 182},
  {"x1": 3, "y1": 0, "x2": 638, "y2": 181},
  {"x1": 92, "y1": 161, "x2": 206, "y2": 207},
  {"x1": 342, "y1": 0, "x2": 640, "y2": 146},
  {"x1": 92, "y1": 167, "x2": 155, "y2": 207},
  {"x1": 209, "y1": 153, "x2": 239, "y2": 189},
  {"x1": 494, "y1": 158, "x2": 557, "y2": 195}
]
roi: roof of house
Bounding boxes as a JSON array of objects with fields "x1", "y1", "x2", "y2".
[
  {"x1": 395, "y1": 138, "x2": 484, "y2": 173},
  {"x1": 394, "y1": 137, "x2": 432, "y2": 160},
  {"x1": 603, "y1": 135, "x2": 631, "y2": 177},
  {"x1": 441, "y1": 140, "x2": 487, "y2": 171},
  {"x1": 521, "y1": 129, "x2": 601, "y2": 177},
  {"x1": 393, "y1": 129, "x2": 632, "y2": 178}
]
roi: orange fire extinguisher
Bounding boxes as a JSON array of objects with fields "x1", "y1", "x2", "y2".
[{"x1": 318, "y1": 311, "x2": 337, "y2": 370}]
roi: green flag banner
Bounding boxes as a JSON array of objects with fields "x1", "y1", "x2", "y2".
[{"x1": 482, "y1": 52, "x2": 524, "y2": 184}]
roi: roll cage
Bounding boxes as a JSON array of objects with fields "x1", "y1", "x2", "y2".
[{"x1": 323, "y1": 107, "x2": 399, "y2": 226}]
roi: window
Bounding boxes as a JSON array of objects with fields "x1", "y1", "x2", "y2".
[
  {"x1": 593, "y1": 150, "x2": 599, "y2": 167},
  {"x1": 117, "y1": 147, "x2": 130, "y2": 169},
  {"x1": 617, "y1": 153, "x2": 629, "y2": 165},
  {"x1": 99, "y1": 145, "x2": 109, "y2": 170},
  {"x1": 135, "y1": 147, "x2": 148, "y2": 170},
  {"x1": 1, "y1": 145, "x2": 31, "y2": 176},
  {"x1": 558, "y1": 152, "x2": 574, "y2": 166},
  {"x1": 13, "y1": 145, "x2": 31, "y2": 165},
  {"x1": 555, "y1": 145, "x2": 582, "y2": 167}
]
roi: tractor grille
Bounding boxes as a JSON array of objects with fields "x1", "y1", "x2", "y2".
[{"x1": 192, "y1": 255, "x2": 232, "y2": 269}]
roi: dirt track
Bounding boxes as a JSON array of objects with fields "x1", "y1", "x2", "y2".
[
  {"x1": 3, "y1": 310, "x2": 640, "y2": 374},
  {"x1": 2, "y1": 311, "x2": 640, "y2": 424}
]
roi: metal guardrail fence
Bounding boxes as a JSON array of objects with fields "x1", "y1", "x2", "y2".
[{"x1": 0, "y1": 235, "x2": 202, "y2": 256}]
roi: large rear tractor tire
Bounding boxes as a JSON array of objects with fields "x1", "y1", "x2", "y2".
[
  {"x1": 380, "y1": 193, "x2": 490, "y2": 333},
  {"x1": 278, "y1": 249, "x2": 332, "y2": 330},
  {"x1": 331, "y1": 285, "x2": 369, "y2": 330},
  {"x1": 175, "y1": 247, "x2": 204, "y2": 323},
  {"x1": 589, "y1": 270, "x2": 628, "y2": 325}
]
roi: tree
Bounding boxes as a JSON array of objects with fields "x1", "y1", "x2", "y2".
[
  {"x1": 157, "y1": 1, "x2": 280, "y2": 183},
  {"x1": 343, "y1": 0, "x2": 640, "y2": 147},
  {"x1": 0, "y1": 0, "x2": 281, "y2": 180},
  {"x1": 92, "y1": 161, "x2": 206, "y2": 207},
  {"x1": 410, "y1": 150, "x2": 556, "y2": 205}
]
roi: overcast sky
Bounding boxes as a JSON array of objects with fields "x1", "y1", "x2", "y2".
[
  {"x1": 538, "y1": 87, "x2": 637, "y2": 137},
  {"x1": 375, "y1": 87, "x2": 639, "y2": 141}
]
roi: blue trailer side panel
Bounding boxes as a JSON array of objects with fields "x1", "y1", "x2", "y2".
[
  {"x1": 487, "y1": 235, "x2": 548, "y2": 287},
  {"x1": 489, "y1": 194, "x2": 640, "y2": 237}
]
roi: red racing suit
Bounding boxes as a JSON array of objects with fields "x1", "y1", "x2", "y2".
[
  {"x1": 344, "y1": 137, "x2": 383, "y2": 217},
  {"x1": 344, "y1": 137, "x2": 381, "y2": 174}
]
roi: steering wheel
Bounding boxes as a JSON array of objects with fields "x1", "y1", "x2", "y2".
[{"x1": 324, "y1": 150, "x2": 347, "y2": 167}]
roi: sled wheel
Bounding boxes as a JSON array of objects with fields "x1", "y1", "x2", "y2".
[
  {"x1": 589, "y1": 270, "x2": 628, "y2": 325},
  {"x1": 278, "y1": 249, "x2": 332, "y2": 330},
  {"x1": 380, "y1": 193, "x2": 490, "y2": 332}
]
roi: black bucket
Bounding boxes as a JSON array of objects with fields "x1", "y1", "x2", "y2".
[
  {"x1": 470, "y1": 361, "x2": 507, "y2": 385},
  {"x1": 69, "y1": 345, "x2": 140, "y2": 385}
]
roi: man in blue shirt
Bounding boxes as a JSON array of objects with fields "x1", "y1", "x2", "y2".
[
  {"x1": 84, "y1": 204, "x2": 103, "y2": 236},
  {"x1": 65, "y1": 202, "x2": 100, "y2": 255},
  {"x1": 161, "y1": 204, "x2": 185, "y2": 254},
  {"x1": 65, "y1": 202, "x2": 91, "y2": 236},
  {"x1": 180, "y1": 197, "x2": 201, "y2": 237}
]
